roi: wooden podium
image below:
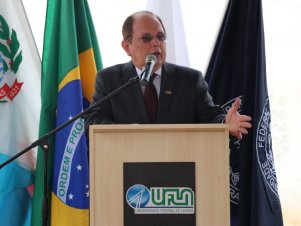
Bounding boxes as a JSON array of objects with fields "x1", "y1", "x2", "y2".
[{"x1": 89, "y1": 124, "x2": 230, "y2": 226}]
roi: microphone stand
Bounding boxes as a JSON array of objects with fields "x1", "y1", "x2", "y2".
[{"x1": 0, "y1": 75, "x2": 141, "y2": 226}]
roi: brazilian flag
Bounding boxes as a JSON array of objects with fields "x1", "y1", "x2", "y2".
[{"x1": 31, "y1": 0, "x2": 102, "y2": 225}]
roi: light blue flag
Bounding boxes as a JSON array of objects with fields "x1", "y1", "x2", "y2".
[{"x1": 0, "y1": 0, "x2": 41, "y2": 225}]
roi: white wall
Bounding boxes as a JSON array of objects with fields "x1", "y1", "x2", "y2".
[
  {"x1": 263, "y1": 1, "x2": 301, "y2": 224},
  {"x1": 22, "y1": 0, "x2": 301, "y2": 225}
]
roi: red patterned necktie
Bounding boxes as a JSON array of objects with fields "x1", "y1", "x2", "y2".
[{"x1": 144, "y1": 73, "x2": 158, "y2": 123}]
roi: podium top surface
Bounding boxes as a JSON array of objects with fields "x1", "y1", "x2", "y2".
[{"x1": 89, "y1": 124, "x2": 228, "y2": 133}]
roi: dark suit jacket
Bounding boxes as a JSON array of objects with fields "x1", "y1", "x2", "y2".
[{"x1": 85, "y1": 61, "x2": 225, "y2": 126}]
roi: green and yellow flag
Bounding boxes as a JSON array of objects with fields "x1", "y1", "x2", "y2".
[{"x1": 31, "y1": 0, "x2": 102, "y2": 225}]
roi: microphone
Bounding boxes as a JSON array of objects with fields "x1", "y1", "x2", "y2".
[{"x1": 140, "y1": 54, "x2": 157, "y2": 86}]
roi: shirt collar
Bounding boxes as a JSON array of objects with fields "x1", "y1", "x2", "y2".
[{"x1": 136, "y1": 67, "x2": 162, "y2": 78}]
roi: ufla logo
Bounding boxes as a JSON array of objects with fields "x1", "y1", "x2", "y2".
[
  {"x1": 126, "y1": 184, "x2": 195, "y2": 214},
  {"x1": 0, "y1": 15, "x2": 23, "y2": 103}
]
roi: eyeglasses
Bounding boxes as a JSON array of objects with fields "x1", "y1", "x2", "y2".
[{"x1": 131, "y1": 33, "x2": 167, "y2": 43}]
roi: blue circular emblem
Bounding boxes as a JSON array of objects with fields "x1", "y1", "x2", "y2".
[{"x1": 126, "y1": 184, "x2": 150, "y2": 209}]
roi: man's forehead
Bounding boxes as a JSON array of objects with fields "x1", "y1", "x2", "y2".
[
  {"x1": 133, "y1": 14, "x2": 161, "y2": 26},
  {"x1": 133, "y1": 20, "x2": 164, "y2": 34}
]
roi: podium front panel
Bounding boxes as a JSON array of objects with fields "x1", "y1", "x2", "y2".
[{"x1": 89, "y1": 124, "x2": 229, "y2": 226}]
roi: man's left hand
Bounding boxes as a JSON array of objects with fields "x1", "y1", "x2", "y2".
[{"x1": 225, "y1": 98, "x2": 252, "y2": 139}]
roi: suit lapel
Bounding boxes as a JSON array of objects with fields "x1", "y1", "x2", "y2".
[
  {"x1": 122, "y1": 62, "x2": 149, "y2": 123},
  {"x1": 158, "y1": 63, "x2": 176, "y2": 123}
]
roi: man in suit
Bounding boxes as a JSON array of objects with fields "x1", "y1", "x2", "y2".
[{"x1": 85, "y1": 10, "x2": 252, "y2": 140}]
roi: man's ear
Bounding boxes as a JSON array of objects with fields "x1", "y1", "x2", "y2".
[{"x1": 121, "y1": 40, "x2": 131, "y2": 56}]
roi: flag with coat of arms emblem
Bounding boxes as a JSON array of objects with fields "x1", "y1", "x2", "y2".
[
  {"x1": 0, "y1": 0, "x2": 41, "y2": 225},
  {"x1": 31, "y1": 0, "x2": 102, "y2": 225}
]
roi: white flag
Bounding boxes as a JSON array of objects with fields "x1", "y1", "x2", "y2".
[
  {"x1": 0, "y1": 0, "x2": 41, "y2": 225},
  {"x1": 146, "y1": 0, "x2": 190, "y2": 67}
]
